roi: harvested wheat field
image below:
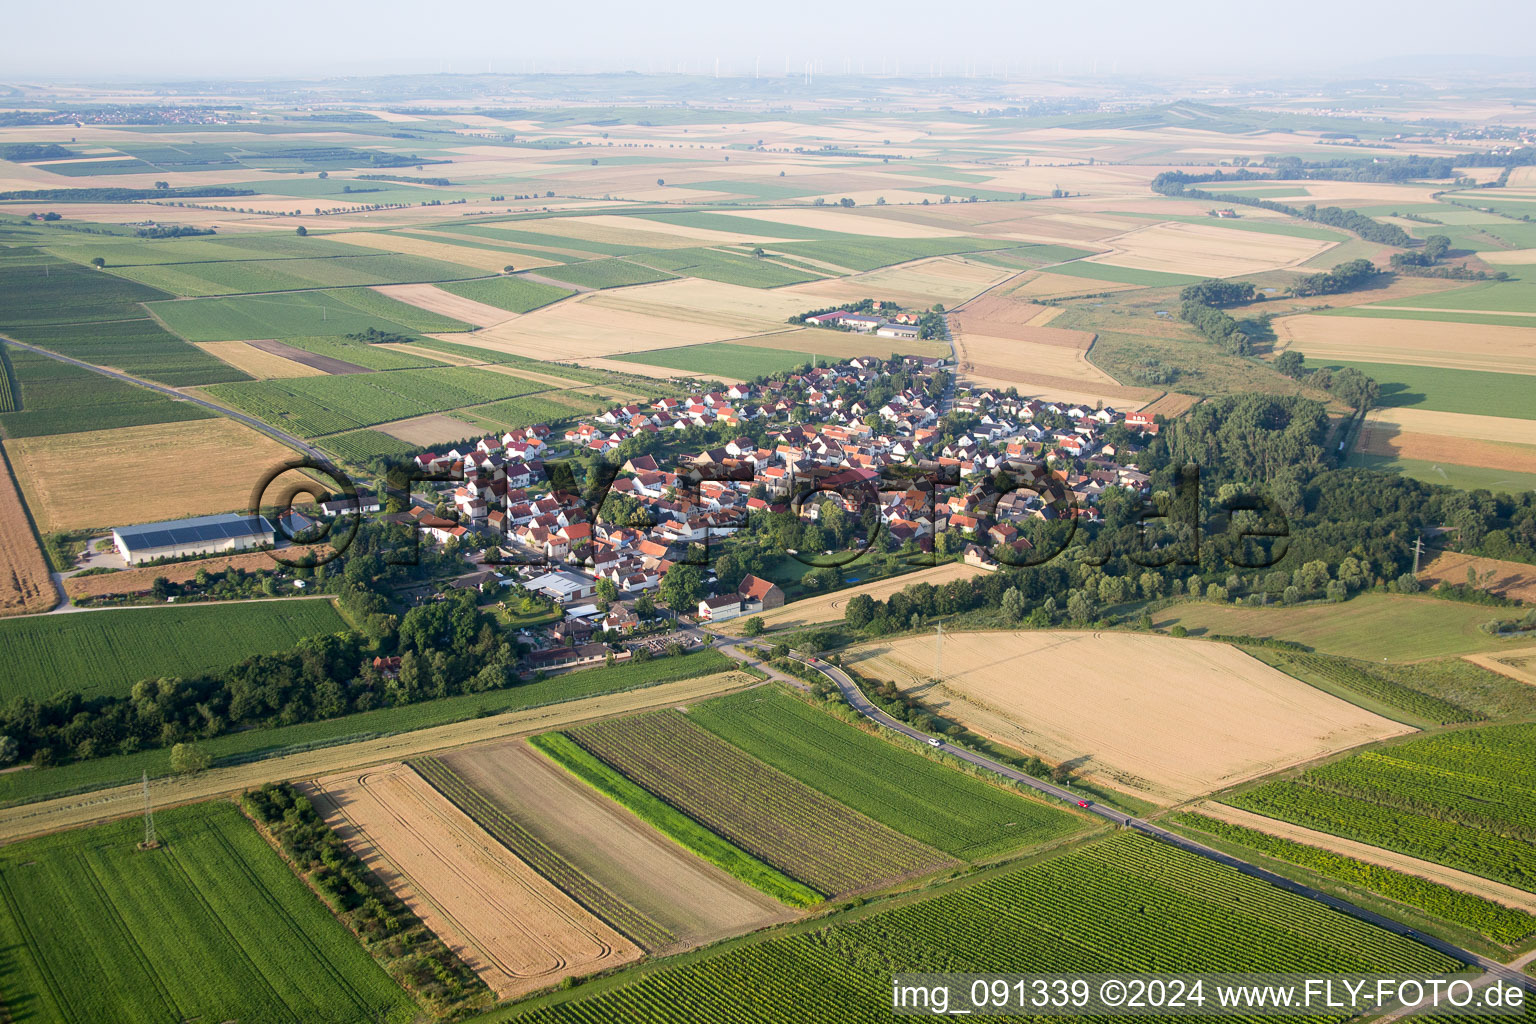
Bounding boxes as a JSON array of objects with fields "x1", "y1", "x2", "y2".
[
  {"x1": 436, "y1": 740, "x2": 797, "y2": 952},
  {"x1": 1275, "y1": 314, "x2": 1536, "y2": 375},
  {"x1": 373, "y1": 283, "x2": 525, "y2": 328},
  {"x1": 953, "y1": 332, "x2": 1114, "y2": 386},
  {"x1": 1011, "y1": 272, "x2": 1141, "y2": 300},
  {"x1": 1196, "y1": 802, "x2": 1536, "y2": 914},
  {"x1": 847, "y1": 630, "x2": 1412, "y2": 804},
  {"x1": 0, "y1": 453, "x2": 54, "y2": 616},
  {"x1": 735, "y1": 329, "x2": 948, "y2": 361},
  {"x1": 6, "y1": 419, "x2": 299, "y2": 533},
  {"x1": 378, "y1": 412, "x2": 479, "y2": 446},
  {"x1": 1362, "y1": 408, "x2": 1536, "y2": 447},
  {"x1": 1463, "y1": 648, "x2": 1536, "y2": 688},
  {"x1": 329, "y1": 231, "x2": 542, "y2": 272},
  {"x1": 1090, "y1": 221, "x2": 1333, "y2": 277},
  {"x1": 1355, "y1": 419, "x2": 1536, "y2": 475},
  {"x1": 305, "y1": 763, "x2": 641, "y2": 1000},
  {"x1": 455, "y1": 280, "x2": 805, "y2": 360},
  {"x1": 785, "y1": 257, "x2": 1011, "y2": 309},
  {"x1": 64, "y1": 545, "x2": 325, "y2": 599},
  {"x1": 952, "y1": 290, "x2": 1074, "y2": 342},
  {"x1": 195, "y1": 340, "x2": 325, "y2": 378},
  {"x1": 1419, "y1": 550, "x2": 1536, "y2": 602},
  {"x1": 1139, "y1": 392, "x2": 1201, "y2": 419},
  {"x1": 730, "y1": 562, "x2": 986, "y2": 633},
  {"x1": 721, "y1": 208, "x2": 962, "y2": 238}
]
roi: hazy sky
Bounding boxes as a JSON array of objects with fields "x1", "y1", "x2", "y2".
[{"x1": 8, "y1": 0, "x2": 1536, "y2": 81}]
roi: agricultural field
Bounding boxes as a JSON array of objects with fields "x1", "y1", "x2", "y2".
[
  {"x1": 420, "y1": 743, "x2": 796, "y2": 954},
  {"x1": 196, "y1": 340, "x2": 324, "y2": 378},
  {"x1": 0, "y1": 450, "x2": 53, "y2": 616},
  {"x1": 437, "y1": 274, "x2": 573, "y2": 313},
  {"x1": 613, "y1": 340, "x2": 823, "y2": 378},
  {"x1": 563, "y1": 710, "x2": 955, "y2": 896},
  {"x1": 1087, "y1": 220, "x2": 1335, "y2": 277},
  {"x1": 687, "y1": 687, "x2": 1087, "y2": 859},
  {"x1": 763, "y1": 236, "x2": 1005, "y2": 273},
  {"x1": 1418, "y1": 550, "x2": 1536, "y2": 603},
  {"x1": 321, "y1": 428, "x2": 421, "y2": 462},
  {"x1": 1275, "y1": 314, "x2": 1536, "y2": 380},
  {"x1": 3, "y1": 318, "x2": 249, "y2": 387},
  {"x1": 630, "y1": 247, "x2": 823, "y2": 288},
  {"x1": 1351, "y1": 409, "x2": 1536, "y2": 487},
  {"x1": 5, "y1": 417, "x2": 299, "y2": 532},
  {"x1": 465, "y1": 392, "x2": 609, "y2": 430},
  {"x1": 304, "y1": 763, "x2": 641, "y2": 1001},
  {"x1": 0, "y1": 600, "x2": 348, "y2": 701},
  {"x1": 1152, "y1": 594, "x2": 1512, "y2": 661},
  {"x1": 147, "y1": 288, "x2": 470, "y2": 342},
  {"x1": 1253, "y1": 649, "x2": 1485, "y2": 727},
  {"x1": 0, "y1": 801, "x2": 412, "y2": 1024},
  {"x1": 847, "y1": 630, "x2": 1411, "y2": 805},
  {"x1": 1229, "y1": 723, "x2": 1536, "y2": 893},
  {"x1": 782, "y1": 254, "x2": 1014, "y2": 308},
  {"x1": 534, "y1": 259, "x2": 678, "y2": 289},
  {"x1": 62, "y1": 545, "x2": 327, "y2": 601},
  {"x1": 0, "y1": 346, "x2": 214, "y2": 438},
  {"x1": 272, "y1": 334, "x2": 445, "y2": 371},
  {"x1": 509, "y1": 833, "x2": 1457, "y2": 1024},
  {"x1": 203, "y1": 365, "x2": 548, "y2": 436},
  {"x1": 48, "y1": 232, "x2": 387, "y2": 266},
  {"x1": 1171, "y1": 811, "x2": 1536, "y2": 945},
  {"x1": 1381, "y1": 276, "x2": 1536, "y2": 314},
  {"x1": 0, "y1": 258, "x2": 171, "y2": 326},
  {"x1": 1041, "y1": 259, "x2": 1204, "y2": 288},
  {"x1": 111, "y1": 252, "x2": 486, "y2": 296}
]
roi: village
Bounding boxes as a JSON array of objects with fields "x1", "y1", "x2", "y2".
[{"x1": 373, "y1": 351, "x2": 1162, "y2": 675}]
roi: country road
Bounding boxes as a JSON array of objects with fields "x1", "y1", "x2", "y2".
[
  {"x1": 700, "y1": 630, "x2": 1536, "y2": 996},
  {"x1": 0, "y1": 333, "x2": 335, "y2": 465}
]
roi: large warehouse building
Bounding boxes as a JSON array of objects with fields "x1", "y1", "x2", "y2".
[{"x1": 112, "y1": 512, "x2": 276, "y2": 565}]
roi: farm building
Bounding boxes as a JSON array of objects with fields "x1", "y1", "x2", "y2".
[
  {"x1": 737, "y1": 574, "x2": 785, "y2": 612},
  {"x1": 112, "y1": 512, "x2": 275, "y2": 565},
  {"x1": 876, "y1": 323, "x2": 919, "y2": 340},
  {"x1": 698, "y1": 594, "x2": 744, "y2": 622}
]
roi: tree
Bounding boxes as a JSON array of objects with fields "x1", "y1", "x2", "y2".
[
  {"x1": 295, "y1": 225, "x2": 308, "y2": 236},
  {"x1": 594, "y1": 578, "x2": 619, "y2": 606},
  {"x1": 317, "y1": 171, "x2": 329, "y2": 179},
  {"x1": 658, "y1": 563, "x2": 704, "y2": 612},
  {"x1": 503, "y1": 264, "x2": 515, "y2": 273},
  {"x1": 742, "y1": 616, "x2": 765, "y2": 637},
  {"x1": 1001, "y1": 587, "x2": 1026, "y2": 622},
  {"x1": 844, "y1": 593, "x2": 877, "y2": 629},
  {"x1": 656, "y1": 178, "x2": 666, "y2": 187},
  {"x1": 0, "y1": 735, "x2": 17, "y2": 765},
  {"x1": 90, "y1": 256, "x2": 105, "y2": 268},
  {"x1": 153, "y1": 180, "x2": 169, "y2": 190},
  {"x1": 170, "y1": 742, "x2": 211, "y2": 775},
  {"x1": 635, "y1": 592, "x2": 656, "y2": 619},
  {"x1": 150, "y1": 577, "x2": 172, "y2": 601}
]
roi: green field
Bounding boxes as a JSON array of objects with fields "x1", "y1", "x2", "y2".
[
  {"x1": 49, "y1": 233, "x2": 384, "y2": 267},
  {"x1": 631, "y1": 248, "x2": 822, "y2": 287},
  {"x1": 0, "y1": 346, "x2": 214, "y2": 438},
  {"x1": 275, "y1": 334, "x2": 443, "y2": 370},
  {"x1": 636, "y1": 210, "x2": 860, "y2": 242},
  {"x1": 438, "y1": 275, "x2": 572, "y2": 312},
  {"x1": 450, "y1": 224, "x2": 664, "y2": 259},
  {"x1": 1255, "y1": 650, "x2": 1484, "y2": 727},
  {"x1": 1317, "y1": 305, "x2": 1536, "y2": 330},
  {"x1": 1315, "y1": 359, "x2": 1536, "y2": 420},
  {"x1": 766, "y1": 236, "x2": 1005, "y2": 272},
  {"x1": 148, "y1": 288, "x2": 469, "y2": 342},
  {"x1": 204, "y1": 365, "x2": 546, "y2": 435},
  {"x1": 0, "y1": 348, "x2": 16, "y2": 412},
  {"x1": 1151, "y1": 594, "x2": 1509, "y2": 661},
  {"x1": 1231, "y1": 723, "x2": 1536, "y2": 893},
  {"x1": 1119, "y1": 211, "x2": 1349, "y2": 241},
  {"x1": 3, "y1": 318, "x2": 248, "y2": 387},
  {"x1": 505, "y1": 833, "x2": 1456, "y2": 1024},
  {"x1": 614, "y1": 341, "x2": 822, "y2": 378},
  {"x1": 0, "y1": 801, "x2": 412, "y2": 1024},
  {"x1": 1172, "y1": 812, "x2": 1536, "y2": 945},
  {"x1": 533, "y1": 259, "x2": 679, "y2": 289},
  {"x1": 469, "y1": 392, "x2": 608, "y2": 429},
  {"x1": 110, "y1": 253, "x2": 483, "y2": 297},
  {"x1": 0, "y1": 259, "x2": 171, "y2": 327},
  {"x1": 0, "y1": 600, "x2": 349, "y2": 701},
  {"x1": 688, "y1": 687, "x2": 1086, "y2": 858},
  {"x1": 564, "y1": 710, "x2": 952, "y2": 896},
  {"x1": 1381, "y1": 276, "x2": 1536, "y2": 314},
  {"x1": 0, "y1": 647, "x2": 738, "y2": 807},
  {"x1": 321, "y1": 428, "x2": 421, "y2": 461},
  {"x1": 530, "y1": 731, "x2": 823, "y2": 908},
  {"x1": 1044, "y1": 260, "x2": 1204, "y2": 287},
  {"x1": 1345, "y1": 452, "x2": 1536, "y2": 496}
]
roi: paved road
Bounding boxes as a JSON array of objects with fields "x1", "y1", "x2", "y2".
[
  {"x1": 0, "y1": 334, "x2": 335, "y2": 465},
  {"x1": 701, "y1": 630, "x2": 1535, "y2": 995}
]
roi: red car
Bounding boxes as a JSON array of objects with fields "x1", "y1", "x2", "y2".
[{"x1": 1076, "y1": 800, "x2": 1092, "y2": 808}]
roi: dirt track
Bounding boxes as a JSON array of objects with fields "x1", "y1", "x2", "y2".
[
  {"x1": 1198, "y1": 802, "x2": 1536, "y2": 914},
  {"x1": 306, "y1": 763, "x2": 639, "y2": 999},
  {"x1": 0, "y1": 670, "x2": 757, "y2": 845}
]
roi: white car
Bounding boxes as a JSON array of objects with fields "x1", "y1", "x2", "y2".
[{"x1": 927, "y1": 737, "x2": 941, "y2": 748}]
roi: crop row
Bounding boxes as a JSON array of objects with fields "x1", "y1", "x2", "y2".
[
  {"x1": 1273, "y1": 652, "x2": 1481, "y2": 724},
  {"x1": 1232, "y1": 725, "x2": 1536, "y2": 892},
  {"x1": 1173, "y1": 812, "x2": 1536, "y2": 944},
  {"x1": 205, "y1": 365, "x2": 551, "y2": 436},
  {"x1": 566, "y1": 711, "x2": 953, "y2": 895},
  {"x1": 529, "y1": 731, "x2": 821, "y2": 908},
  {"x1": 0, "y1": 350, "x2": 16, "y2": 413},
  {"x1": 111, "y1": 253, "x2": 484, "y2": 298},
  {"x1": 688, "y1": 687, "x2": 1083, "y2": 859},
  {"x1": 322, "y1": 429, "x2": 419, "y2": 463},
  {"x1": 512, "y1": 833, "x2": 1456, "y2": 1024},
  {"x1": 411, "y1": 756, "x2": 674, "y2": 951}
]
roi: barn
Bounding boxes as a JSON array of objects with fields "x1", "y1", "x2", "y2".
[{"x1": 112, "y1": 512, "x2": 276, "y2": 565}]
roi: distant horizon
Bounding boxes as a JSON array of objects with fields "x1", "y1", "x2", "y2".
[{"x1": 5, "y1": 0, "x2": 1536, "y2": 82}]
